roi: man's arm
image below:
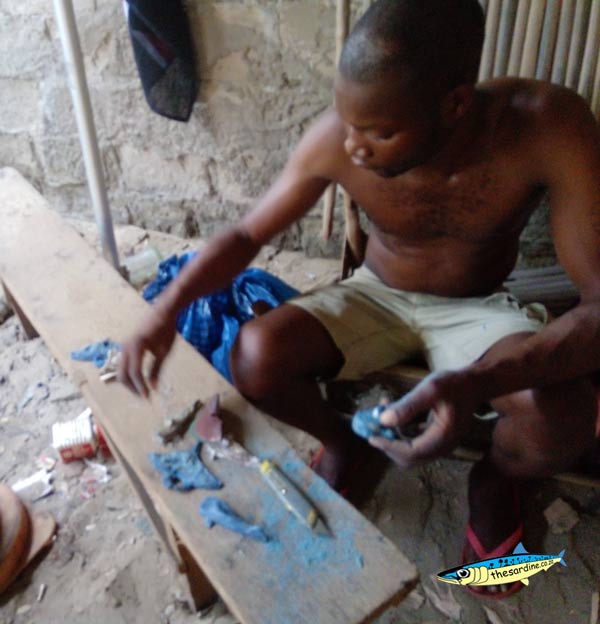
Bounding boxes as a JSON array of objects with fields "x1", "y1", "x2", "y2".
[
  {"x1": 469, "y1": 87, "x2": 600, "y2": 394},
  {"x1": 372, "y1": 88, "x2": 600, "y2": 467},
  {"x1": 118, "y1": 112, "x2": 338, "y2": 396}
]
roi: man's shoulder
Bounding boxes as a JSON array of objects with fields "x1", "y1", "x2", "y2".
[
  {"x1": 289, "y1": 109, "x2": 347, "y2": 176},
  {"x1": 480, "y1": 77, "x2": 591, "y2": 133}
]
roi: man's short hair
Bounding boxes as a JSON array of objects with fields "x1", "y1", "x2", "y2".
[{"x1": 339, "y1": 0, "x2": 485, "y2": 95}]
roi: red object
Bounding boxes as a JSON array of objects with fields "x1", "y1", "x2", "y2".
[
  {"x1": 94, "y1": 424, "x2": 112, "y2": 458},
  {"x1": 58, "y1": 442, "x2": 96, "y2": 463},
  {"x1": 194, "y1": 394, "x2": 223, "y2": 442}
]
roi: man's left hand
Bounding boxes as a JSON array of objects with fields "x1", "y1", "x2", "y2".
[{"x1": 369, "y1": 369, "x2": 484, "y2": 468}]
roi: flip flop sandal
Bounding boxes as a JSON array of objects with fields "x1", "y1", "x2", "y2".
[{"x1": 461, "y1": 488, "x2": 524, "y2": 600}]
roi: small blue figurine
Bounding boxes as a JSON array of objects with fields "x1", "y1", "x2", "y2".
[
  {"x1": 351, "y1": 404, "x2": 399, "y2": 441},
  {"x1": 200, "y1": 497, "x2": 270, "y2": 543}
]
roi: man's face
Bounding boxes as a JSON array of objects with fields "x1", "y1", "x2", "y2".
[{"x1": 335, "y1": 74, "x2": 442, "y2": 177}]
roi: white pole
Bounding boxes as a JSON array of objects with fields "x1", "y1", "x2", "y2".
[
  {"x1": 493, "y1": 0, "x2": 519, "y2": 78},
  {"x1": 520, "y1": 0, "x2": 546, "y2": 78},
  {"x1": 52, "y1": 0, "x2": 120, "y2": 270},
  {"x1": 577, "y1": 0, "x2": 600, "y2": 102},
  {"x1": 551, "y1": 0, "x2": 576, "y2": 85},
  {"x1": 479, "y1": 0, "x2": 502, "y2": 81},
  {"x1": 536, "y1": 0, "x2": 561, "y2": 81},
  {"x1": 508, "y1": 0, "x2": 531, "y2": 76},
  {"x1": 566, "y1": 0, "x2": 591, "y2": 90}
]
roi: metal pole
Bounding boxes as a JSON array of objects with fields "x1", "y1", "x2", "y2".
[{"x1": 52, "y1": 0, "x2": 120, "y2": 270}]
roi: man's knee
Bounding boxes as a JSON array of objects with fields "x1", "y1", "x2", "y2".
[
  {"x1": 230, "y1": 320, "x2": 281, "y2": 399},
  {"x1": 490, "y1": 380, "x2": 597, "y2": 478}
]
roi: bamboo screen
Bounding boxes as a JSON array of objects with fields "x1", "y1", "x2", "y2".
[{"x1": 478, "y1": 0, "x2": 600, "y2": 118}]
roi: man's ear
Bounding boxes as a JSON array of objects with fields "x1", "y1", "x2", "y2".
[{"x1": 440, "y1": 84, "x2": 475, "y2": 126}]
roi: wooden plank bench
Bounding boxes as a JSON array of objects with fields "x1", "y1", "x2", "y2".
[{"x1": 0, "y1": 168, "x2": 418, "y2": 624}]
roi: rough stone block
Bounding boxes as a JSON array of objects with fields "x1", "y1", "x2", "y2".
[
  {"x1": 0, "y1": 80, "x2": 41, "y2": 133},
  {"x1": 38, "y1": 136, "x2": 86, "y2": 186},
  {"x1": 0, "y1": 15, "x2": 55, "y2": 78},
  {"x1": 118, "y1": 145, "x2": 210, "y2": 200},
  {"x1": 0, "y1": 134, "x2": 40, "y2": 180}
]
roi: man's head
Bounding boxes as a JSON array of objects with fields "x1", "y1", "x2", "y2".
[{"x1": 336, "y1": 0, "x2": 485, "y2": 176}]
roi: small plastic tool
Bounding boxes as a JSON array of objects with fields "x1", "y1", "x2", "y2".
[{"x1": 259, "y1": 460, "x2": 331, "y2": 537}]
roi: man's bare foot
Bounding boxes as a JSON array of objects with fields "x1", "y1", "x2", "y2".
[{"x1": 463, "y1": 458, "x2": 523, "y2": 597}]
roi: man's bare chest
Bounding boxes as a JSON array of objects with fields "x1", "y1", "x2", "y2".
[{"x1": 343, "y1": 164, "x2": 539, "y2": 244}]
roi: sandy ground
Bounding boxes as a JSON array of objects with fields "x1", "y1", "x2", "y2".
[{"x1": 1, "y1": 221, "x2": 599, "y2": 624}]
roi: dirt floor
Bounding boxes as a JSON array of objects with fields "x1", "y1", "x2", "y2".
[{"x1": 1, "y1": 221, "x2": 599, "y2": 624}]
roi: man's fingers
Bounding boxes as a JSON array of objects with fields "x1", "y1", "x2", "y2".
[
  {"x1": 407, "y1": 419, "x2": 447, "y2": 460},
  {"x1": 369, "y1": 412, "x2": 448, "y2": 468},
  {"x1": 117, "y1": 349, "x2": 137, "y2": 395},
  {"x1": 149, "y1": 354, "x2": 164, "y2": 389},
  {"x1": 368, "y1": 436, "x2": 416, "y2": 468},
  {"x1": 121, "y1": 341, "x2": 149, "y2": 398},
  {"x1": 380, "y1": 378, "x2": 440, "y2": 427},
  {"x1": 129, "y1": 357, "x2": 149, "y2": 398}
]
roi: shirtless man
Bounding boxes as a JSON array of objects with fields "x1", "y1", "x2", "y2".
[{"x1": 119, "y1": 0, "x2": 600, "y2": 597}]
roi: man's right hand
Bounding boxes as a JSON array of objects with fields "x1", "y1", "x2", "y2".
[{"x1": 118, "y1": 308, "x2": 177, "y2": 398}]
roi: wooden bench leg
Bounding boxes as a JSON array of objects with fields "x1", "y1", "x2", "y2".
[
  {"x1": 171, "y1": 531, "x2": 219, "y2": 612},
  {"x1": 2, "y1": 282, "x2": 39, "y2": 339},
  {"x1": 100, "y1": 428, "x2": 218, "y2": 611}
]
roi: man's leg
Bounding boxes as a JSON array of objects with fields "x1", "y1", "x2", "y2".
[
  {"x1": 465, "y1": 332, "x2": 597, "y2": 594},
  {"x1": 230, "y1": 303, "x2": 367, "y2": 489}
]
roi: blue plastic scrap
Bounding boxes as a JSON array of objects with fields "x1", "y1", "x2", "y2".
[
  {"x1": 351, "y1": 404, "x2": 399, "y2": 441},
  {"x1": 149, "y1": 442, "x2": 223, "y2": 491},
  {"x1": 70, "y1": 339, "x2": 121, "y2": 368},
  {"x1": 143, "y1": 254, "x2": 299, "y2": 381},
  {"x1": 200, "y1": 496, "x2": 270, "y2": 543}
]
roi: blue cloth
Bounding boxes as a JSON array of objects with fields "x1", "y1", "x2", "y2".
[
  {"x1": 351, "y1": 405, "x2": 399, "y2": 441},
  {"x1": 200, "y1": 496, "x2": 270, "y2": 543},
  {"x1": 149, "y1": 442, "x2": 223, "y2": 491},
  {"x1": 70, "y1": 339, "x2": 121, "y2": 368},
  {"x1": 143, "y1": 254, "x2": 299, "y2": 381}
]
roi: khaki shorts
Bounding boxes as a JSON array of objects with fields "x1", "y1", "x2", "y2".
[{"x1": 289, "y1": 264, "x2": 548, "y2": 381}]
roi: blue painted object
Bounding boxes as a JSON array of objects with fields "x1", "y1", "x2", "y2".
[
  {"x1": 143, "y1": 255, "x2": 299, "y2": 381},
  {"x1": 70, "y1": 339, "x2": 120, "y2": 368},
  {"x1": 351, "y1": 404, "x2": 399, "y2": 441},
  {"x1": 149, "y1": 442, "x2": 223, "y2": 491},
  {"x1": 200, "y1": 497, "x2": 270, "y2": 543}
]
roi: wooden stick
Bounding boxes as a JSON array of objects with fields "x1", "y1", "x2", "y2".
[
  {"x1": 577, "y1": 0, "x2": 600, "y2": 102},
  {"x1": 336, "y1": 0, "x2": 351, "y2": 58},
  {"x1": 343, "y1": 193, "x2": 364, "y2": 262},
  {"x1": 479, "y1": 0, "x2": 502, "y2": 81},
  {"x1": 592, "y1": 43, "x2": 600, "y2": 121},
  {"x1": 508, "y1": 0, "x2": 531, "y2": 76},
  {"x1": 321, "y1": 0, "x2": 351, "y2": 241},
  {"x1": 493, "y1": 0, "x2": 519, "y2": 77},
  {"x1": 520, "y1": 0, "x2": 547, "y2": 78},
  {"x1": 566, "y1": 0, "x2": 592, "y2": 90},
  {"x1": 551, "y1": 0, "x2": 576, "y2": 85},
  {"x1": 591, "y1": 592, "x2": 599, "y2": 624},
  {"x1": 335, "y1": 0, "x2": 363, "y2": 276},
  {"x1": 321, "y1": 184, "x2": 336, "y2": 240},
  {"x1": 536, "y1": 0, "x2": 561, "y2": 81}
]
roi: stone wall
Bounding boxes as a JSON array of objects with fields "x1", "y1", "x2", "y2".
[{"x1": 0, "y1": 0, "x2": 553, "y2": 264}]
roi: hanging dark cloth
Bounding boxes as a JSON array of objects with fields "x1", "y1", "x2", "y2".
[{"x1": 124, "y1": 0, "x2": 198, "y2": 122}]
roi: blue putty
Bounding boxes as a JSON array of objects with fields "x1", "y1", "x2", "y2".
[
  {"x1": 149, "y1": 442, "x2": 223, "y2": 491},
  {"x1": 200, "y1": 496, "x2": 270, "y2": 543},
  {"x1": 351, "y1": 404, "x2": 399, "y2": 440}
]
